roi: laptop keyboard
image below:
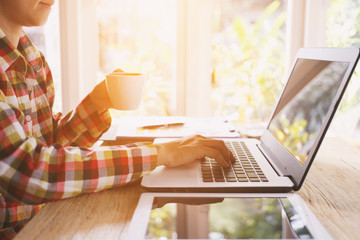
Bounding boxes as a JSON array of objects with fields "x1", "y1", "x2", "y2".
[{"x1": 201, "y1": 141, "x2": 268, "y2": 183}]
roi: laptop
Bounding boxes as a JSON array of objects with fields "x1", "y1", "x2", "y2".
[{"x1": 141, "y1": 48, "x2": 360, "y2": 193}]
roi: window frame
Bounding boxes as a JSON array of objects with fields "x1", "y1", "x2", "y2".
[
  {"x1": 58, "y1": 0, "x2": 328, "y2": 115},
  {"x1": 59, "y1": 0, "x2": 99, "y2": 113}
]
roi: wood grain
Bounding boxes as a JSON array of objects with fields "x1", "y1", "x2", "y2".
[
  {"x1": 15, "y1": 137, "x2": 360, "y2": 240},
  {"x1": 298, "y1": 137, "x2": 360, "y2": 240},
  {"x1": 16, "y1": 181, "x2": 144, "y2": 240}
]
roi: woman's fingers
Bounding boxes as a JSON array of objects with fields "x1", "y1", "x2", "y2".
[
  {"x1": 155, "y1": 135, "x2": 235, "y2": 168},
  {"x1": 183, "y1": 135, "x2": 234, "y2": 165},
  {"x1": 200, "y1": 146, "x2": 230, "y2": 168},
  {"x1": 200, "y1": 138, "x2": 236, "y2": 163}
]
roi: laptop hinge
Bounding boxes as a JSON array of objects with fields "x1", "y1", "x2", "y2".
[{"x1": 257, "y1": 144, "x2": 288, "y2": 178}]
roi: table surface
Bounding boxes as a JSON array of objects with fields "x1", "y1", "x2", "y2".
[{"x1": 15, "y1": 136, "x2": 360, "y2": 240}]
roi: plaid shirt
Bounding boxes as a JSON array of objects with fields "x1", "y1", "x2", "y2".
[{"x1": 0, "y1": 29, "x2": 157, "y2": 238}]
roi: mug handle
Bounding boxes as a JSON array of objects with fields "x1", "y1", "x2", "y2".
[{"x1": 112, "y1": 68, "x2": 124, "y2": 73}]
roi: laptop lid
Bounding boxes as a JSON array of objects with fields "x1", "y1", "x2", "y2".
[{"x1": 259, "y1": 48, "x2": 360, "y2": 191}]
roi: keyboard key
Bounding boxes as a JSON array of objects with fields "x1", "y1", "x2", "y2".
[
  {"x1": 215, "y1": 178, "x2": 225, "y2": 182},
  {"x1": 201, "y1": 170, "x2": 212, "y2": 174},
  {"x1": 226, "y1": 178, "x2": 237, "y2": 182},
  {"x1": 223, "y1": 168, "x2": 234, "y2": 173},
  {"x1": 203, "y1": 178, "x2": 213, "y2": 182},
  {"x1": 237, "y1": 178, "x2": 248, "y2": 182},
  {"x1": 202, "y1": 174, "x2": 212, "y2": 179},
  {"x1": 246, "y1": 172, "x2": 258, "y2": 178},
  {"x1": 249, "y1": 178, "x2": 260, "y2": 182},
  {"x1": 234, "y1": 166, "x2": 244, "y2": 169},
  {"x1": 225, "y1": 173, "x2": 235, "y2": 178},
  {"x1": 212, "y1": 169, "x2": 223, "y2": 174},
  {"x1": 236, "y1": 173, "x2": 247, "y2": 178}
]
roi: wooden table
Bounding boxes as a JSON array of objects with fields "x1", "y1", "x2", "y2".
[{"x1": 15, "y1": 136, "x2": 360, "y2": 240}]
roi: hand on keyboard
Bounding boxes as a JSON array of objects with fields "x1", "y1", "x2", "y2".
[
  {"x1": 155, "y1": 135, "x2": 236, "y2": 168},
  {"x1": 201, "y1": 141, "x2": 268, "y2": 183}
]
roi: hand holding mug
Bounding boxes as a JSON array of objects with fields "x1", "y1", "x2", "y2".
[
  {"x1": 89, "y1": 69, "x2": 146, "y2": 113},
  {"x1": 105, "y1": 71, "x2": 146, "y2": 110}
]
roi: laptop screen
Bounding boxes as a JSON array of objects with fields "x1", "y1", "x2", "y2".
[{"x1": 268, "y1": 59, "x2": 349, "y2": 164}]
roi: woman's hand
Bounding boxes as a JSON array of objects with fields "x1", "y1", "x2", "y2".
[
  {"x1": 155, "y1": 135, "x2": 235, "y2": 168},
  {"x1": 88, "y1": 69, "x2": 124, "y2": 114}
]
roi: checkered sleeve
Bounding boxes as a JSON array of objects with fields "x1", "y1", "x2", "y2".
[
  {"x1": 54, "y1": 94, "x2": 112, "y2": 147},
  {"x1": 0, "y1": 94, "x2": 158, "y2": 229},
  {"x1": 0, "y1": 98, "x2": 157, "y2": 203}
]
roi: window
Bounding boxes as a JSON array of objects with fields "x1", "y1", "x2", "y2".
[
  {"x1": 326, "y1": 0, "x2": 360, "y2": 146},
  {"x1": 24, "y1": 1, "x2": 62, "y2": 113},
  {"x1": 95, "y1": 0, "x2": 287, "y2": 121},
  {"x1": 96, "y1": 0, "x2": 178, "y2": 117},
  {"x1": 57, "y1": 0, "x2": 360, "y2": 147},
  {"x1": 211, "y1": 0, "x2": 287, "y2": 123}
]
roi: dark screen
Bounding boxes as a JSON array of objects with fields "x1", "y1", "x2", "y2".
[{"x1": 268, "y1": 59, "x2": 349, "y2": 164}]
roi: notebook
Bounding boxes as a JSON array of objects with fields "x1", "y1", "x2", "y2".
[
  {"x1": 141, "y1": 48, "x2": 360, "y2": 193},
  {"x1": 100, "y1": 117, "x2": 241, "y2": 143}
]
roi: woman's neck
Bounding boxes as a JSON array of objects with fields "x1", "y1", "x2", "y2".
[{"x1": 0, "y1": 14, "x2": 22, "y2": 48}]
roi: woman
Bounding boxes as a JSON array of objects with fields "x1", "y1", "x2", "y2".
[{"x1": 0, "y1": 0, "x2": 234, "y2": 238}]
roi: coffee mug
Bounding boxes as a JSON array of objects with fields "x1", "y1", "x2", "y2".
[{"x1": 105, "y1": 72, "x2": 146, "y2": 110}]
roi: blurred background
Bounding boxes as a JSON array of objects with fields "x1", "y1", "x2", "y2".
[{"x1": 24, "y1": 0, "x2": 360, "y2": 147}]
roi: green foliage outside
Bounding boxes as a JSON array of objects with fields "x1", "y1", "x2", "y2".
[
  {"x1": 212, "y1": 0, "x2": 360, "y2": 123},
  {"x1": 270, "y1": 117, "x2": 312, "y2": 164},
  {"x1": 327, "y1": 0, "x2": 360, "y2": 112},
  {"x1": 147, "y1": 203, "x2": 176, "y2": 239},
  {"x1": 208, "y1": 198, "x2": 282, "y2": 239},
  {"x1": 211, "y1": 0, "x2": 286, "y2": 123}
]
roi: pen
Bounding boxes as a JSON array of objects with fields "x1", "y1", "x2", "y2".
[{"x1": 139, "y1": 122, "x2": 185, "y2": 130}]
